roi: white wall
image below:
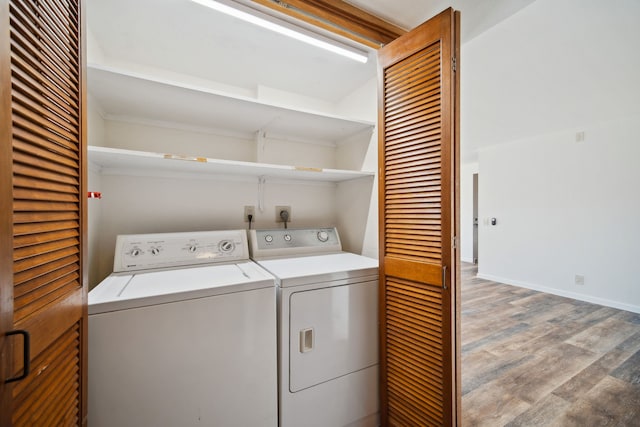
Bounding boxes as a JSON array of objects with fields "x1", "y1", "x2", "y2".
[
  {"x1": 94, "y1": 174, "x2": 338, "y2": 283},
  {"x1": 104, "y1": 119, "x2": 256, "y2": 162},
  {"x1": 335, "y1": 77, "x2": 379, "y2": 258},
  {"x1": 462, "y1": 0, "x2": 640, "y2": 312},
  {"x1": 477, "y1": 116, "x2": 640, "y2": 312},
  {"x1": 461, "y1": 0, "x2": 640, "y2": 153},
  {"x1": 87, "y1": 97, "x2": 104, "y2": 287}
]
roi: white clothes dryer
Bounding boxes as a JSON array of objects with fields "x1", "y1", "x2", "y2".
[
  {"x1": 89, "y1": 230, "x2": 277, "y2": 427},
  {"x1": 249, "y1": 227, "x2": 379, "y2": 427}
]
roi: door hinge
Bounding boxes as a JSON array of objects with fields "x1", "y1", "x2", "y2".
[
  {"x1": 452, "y1": 57, "x2": 457, "y2": 72},
  {"x1": 452, "y1": 236, "x2": 457, "y2": 249}
]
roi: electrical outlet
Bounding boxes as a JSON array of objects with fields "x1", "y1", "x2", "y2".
[
  {"x1": 244, "y1": 205, "x2": 255, "y2": 222},
  {"x1": 574, "y1": 274, "x2": 585, "y2": 285},
  {"x1": 275, "y1": 206, "x2": 291, "y2": 223},
  {"x1": 575, "y1": 131, "x2": 585, "y2": 142}
]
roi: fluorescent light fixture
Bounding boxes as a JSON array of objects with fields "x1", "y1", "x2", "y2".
[{"x1": 191, "y1": 0, "x2": 369, "y2": 63}]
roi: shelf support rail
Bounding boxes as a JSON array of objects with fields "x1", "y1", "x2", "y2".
[{"x1": 258, "y1": 175, "x2": 266, "y2": 212}]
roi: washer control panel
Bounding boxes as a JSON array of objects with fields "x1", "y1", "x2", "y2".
[
  {"x1": 113, "y1": 230, "x2": 248, "y2": 272},
  {"x1": 249, "y1": 227, "x2": 341, "y2": 259}
]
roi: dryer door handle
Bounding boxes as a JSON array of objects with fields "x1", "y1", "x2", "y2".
[{"x1": 300, "y1": 328, "x2": 314, "y2": 353}]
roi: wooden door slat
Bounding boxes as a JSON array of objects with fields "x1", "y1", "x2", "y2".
[
  {"x1": 12, "y1": 78, "x2": 79, "y2": 127},
  {"x1": 14, "y1": 229, "x2": 79, "y2": 249},
  {"x1": 385, "y1": 94, "x2": 441, "y2": 122},
  {"x1": 10, "y1": 2, "x2": 80, "y2": 79},
  {"x1": 14, "y1": 237, "x2": 80, "y2": 262},
  {"x1": 14, "y1": 200, "x2": 78, "y2": 212},
  {"x1": 14, "y1": 255, "x2": 79, "y2": 286},
  {"x1": 13, "y1": 90, "x2": 77, "y2": 138},
  {"x1": 14, "y1": 211, "x2": 79, "y2": 224},
  {"x1": 11, "y1": 62, "x2": 79, "y2": 118},
  {"x1": 14, "y1": 279, "x2": 79, "y2": 323},
  {"x1": 13, "y1": 138, "x2": 79, "y2": 169},
  {"x1": 14, "y1": 263, "x2": 78, "y2": 299},
  {"x1": 13, "y1": 116, "x2": 79, "y2": 155},
  {"x1": 13, "y1": 244, "x2": 79, "y2": 275},
  {"x1": 10, "y1": 52, "x2": 78, "y2": 109},
  {"x1": 14, "y1": 220, "x2": 79, "y2": 236},
  {"x1": 384, "y1": 45, "x2": 439, "y2": 80},
  {"x1": 13, "y1": 163, "x2": 79, "y2": 186},
  {"x1": 9, "y1": 33, "x2": 77, "y2": 100}
]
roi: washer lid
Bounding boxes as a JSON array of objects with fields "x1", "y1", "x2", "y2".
[
  {"x1": 255, "y1": 252, "x2": 378, "y2": 287},
  {"x1": 89, "y1": 261, "x2": 275, "y2": 314}
]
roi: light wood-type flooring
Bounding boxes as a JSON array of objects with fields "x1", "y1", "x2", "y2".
[{"x1": 461, "y1": 262, "x2": 640, "y2": 426}]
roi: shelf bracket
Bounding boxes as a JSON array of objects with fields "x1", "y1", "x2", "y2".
[
  {"x1": 258, "y1": 175, "x2": 266, "y2": 213},
  {"x1": 256, "y1": 130, "x2": 267, "y2": 164}
]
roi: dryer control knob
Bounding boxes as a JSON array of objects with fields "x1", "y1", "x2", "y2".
[
  {"x1": 317, "y1": 231, "x2": 329, "y2": 242},
  {"x1": 265, "y1": 235, "x2": 273, "y2": 243},
  {"x1": 219, "y1": 240, "x2": 235, "y2": 253},
  {"x1": 284, "y1": 234, "x2": 292, "y2": 242},
  {"x1": 150, "y1": 247, "x2": 160, "y2": 255},
  {"x1": 130, "y1": 248, "x2": 142, "y2": 257},
  {"x1": 188, "y1": 245, "x2": 197, "y2": 253}
]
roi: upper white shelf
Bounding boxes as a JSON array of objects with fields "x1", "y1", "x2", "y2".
[
  {"x1": 87, "y1": 65, "x2": 375, "y2": 143},
  {"x1": 88, "y1": 146, "x2": 374, "y2": 183}
]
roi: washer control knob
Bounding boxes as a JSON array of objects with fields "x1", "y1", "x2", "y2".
[
  {"x1": 150, "y1": 247, "x2": 160, "y2": 256},
  {"x1": 219, "y1": 240, "x2": 235, "y2": 253},
  {"x1": 265, "y1": 235, "x2": 273, "y2": 243},
  {"x1": 284, "y1": 234, "x2": 292, "y2": 242},
  {"x1": 188, "y1": 245, "x2": 197, "y2": 253},
  {"x1": 130, "y1": 248, "x2": 142, "y2": 257},
  {"x1": 317, "y1": 231, "x2": 329, "y2": 242}
]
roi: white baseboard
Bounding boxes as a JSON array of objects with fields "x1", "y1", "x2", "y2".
[{"x1": 476, "y1": 272, "x2": 640, "y2": 314}]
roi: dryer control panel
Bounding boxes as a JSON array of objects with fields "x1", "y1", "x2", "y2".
[
  {"x1": 249, "y1": 227, "x2": 341, "y2": 259},
  {"x1": 113, "y1": 230, "x2": 249, "y2": 272}
]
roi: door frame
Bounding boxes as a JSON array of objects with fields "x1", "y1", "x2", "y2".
[
  {"x1": 1, "y1": 0, "x2": 15, "y2": 421},
  {"x1": 473, "y1": 172, "x2": 478, "y2": 264}
]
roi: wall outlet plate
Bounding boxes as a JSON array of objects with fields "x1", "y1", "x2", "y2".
[
  {"x1": 275, "y1": 206, "x2": 291, "y2": 223},
  {"x1": 574, "y1": 274, "x2": 585, "y2": 285},
  {"x1": 244, "y1": 205, "x2": 255, "y2": 222}
]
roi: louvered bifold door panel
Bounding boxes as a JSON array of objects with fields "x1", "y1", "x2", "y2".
[
  {"x1": 384, "y1": 43, "x2": 443, "y2": 265},
  {"x1": 8, "y1": 0, "x2": 85, "y2": 425},
  {"x1": 385, "y1": 277, "x2": 445, "y2": 425},
  {"x1": 12, "y1": 323, "x2": 82, "y2": 426},
  {"x1": 378, "y1": 9, "x2": 458, "y2": 427}
]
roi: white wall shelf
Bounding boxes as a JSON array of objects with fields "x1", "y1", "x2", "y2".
[
  {"x1": 88, "y1": 64, "x2": 375, "y2": 144},
  {"x1": 88, "y1": 146, "x2": 374, "y2": 183}
]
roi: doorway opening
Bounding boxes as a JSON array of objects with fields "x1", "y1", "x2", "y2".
[{"x1": 472, "y1": 173, "x2": 478, "y2": 264}]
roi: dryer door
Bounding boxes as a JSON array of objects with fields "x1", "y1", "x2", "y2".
[{"x1": 289, "y1": 279, "x2": 378, "y2": 392}]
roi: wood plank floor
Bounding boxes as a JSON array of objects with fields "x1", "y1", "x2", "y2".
[{"x1": 461, "y1": 262, "x2": 640, "y2": 426}]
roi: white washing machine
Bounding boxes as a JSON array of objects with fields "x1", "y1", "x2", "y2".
[
  {"x1": 249, "y1": 227, "x2": 379, "y2": 427},
  {"x1": 88, "y1": 230, "x2": 277, "y2": 427}
]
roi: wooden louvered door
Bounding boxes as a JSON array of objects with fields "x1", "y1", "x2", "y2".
[
  {"x1": 378, "y1": 8, "x2": 460, "y2": 427},
  {"x1": 0, "y1": 0, "x2": 87, "y2": 425}
]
